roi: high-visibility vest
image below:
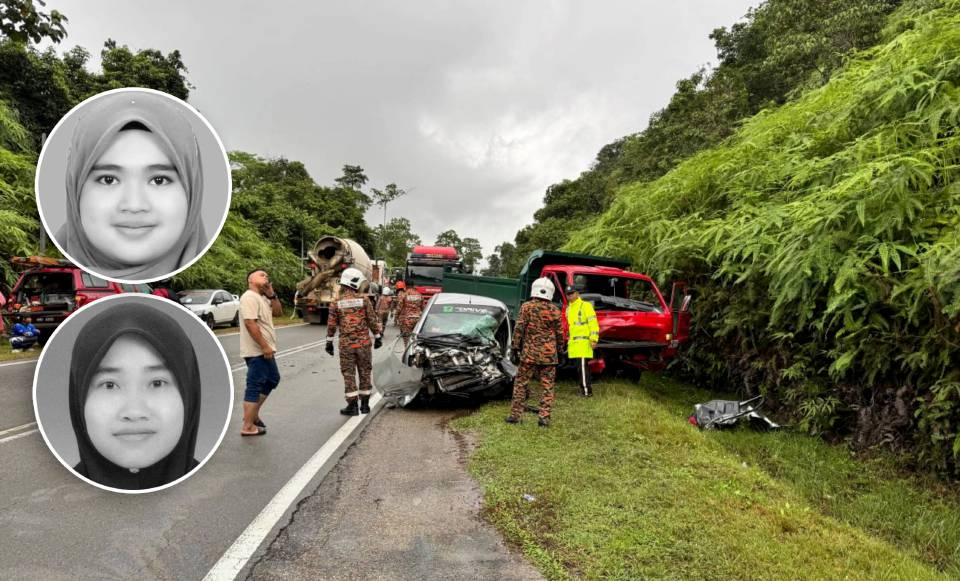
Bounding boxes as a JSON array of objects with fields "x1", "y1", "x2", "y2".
[{"x1": 566, "y1": 297, "x2": 599, "y2": 359}]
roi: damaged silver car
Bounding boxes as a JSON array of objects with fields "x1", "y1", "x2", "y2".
[{"x1": 374, "y1": 293, "x2": 516, "y2": 407}]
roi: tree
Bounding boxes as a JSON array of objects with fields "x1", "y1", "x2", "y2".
[
  {"x1": 335, "y1": 164, "x2": 368, "y2": 191},
  {"x1": 229, "y1": 151, "x2": 374, "y2": 258},
  {"x1": 0, "y1": 0, "x2": 67, "y2": 45},
  {"x1": 97, "y1": 40, "x2": 191, "y2": 100},
  {"x1": 370, "y1": 182, "x2": 407, "y2": 257},
  {"x1": 481, "y1": 253, "x2": 502, "y2": 277},
  {"x1": 375, "y1": 217, "x2": 421, "y2": 268},
  {"x1": 483, "y1": 242, "x2": 518, "y2": 277},
  {"x1": 0, "y1": 39, "x2": 191, "y2": 143},
  {"x1": 461, "y1": 237, "x2": 483, "y2": 273},
  {"x1": 434, "y1": 229, "x2": 463, "y2": 252}
]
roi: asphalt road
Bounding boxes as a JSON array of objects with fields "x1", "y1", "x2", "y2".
[{"x1": 0, "y1": 322, "x2": 393, "y2": 580}]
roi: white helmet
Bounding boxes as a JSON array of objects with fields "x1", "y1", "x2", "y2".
[
  {"x1": 382, "y1": 286, "x2": 393, "y2": 296},
  {"x1": 339, "y1": 267, "x2": 365, "y2": 290},
  {"x1": 531, "y1": 277, "x2": 555, "y2": 300}
]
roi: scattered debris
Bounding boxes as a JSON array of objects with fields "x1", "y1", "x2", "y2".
[{"x1": 688, "y1": 396, "x2": 781, "y2": 431}]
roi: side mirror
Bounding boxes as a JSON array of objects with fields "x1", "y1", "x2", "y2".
[
  {"x1": 681, "y1": 295, "x2": 692, "y2": 312},
  {"x1": 213, "y1": 297, "x2": 223, "y2": 305}
]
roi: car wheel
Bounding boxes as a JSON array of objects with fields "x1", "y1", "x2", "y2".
[
  {"x1": 231, "y1": 311, "x2": 239, "y2": 327},
  {"x1": 204, "y1": 314, "x2": 215, "y2": 329}
]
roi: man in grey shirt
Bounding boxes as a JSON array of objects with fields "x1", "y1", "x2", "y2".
[{"x1": 239, "y1": 269, "x2": 283, "y2": 436}]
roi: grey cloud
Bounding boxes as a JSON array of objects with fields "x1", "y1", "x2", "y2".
[{"x1": 45, "y1": 0, "x2": 759, "y2": 257}]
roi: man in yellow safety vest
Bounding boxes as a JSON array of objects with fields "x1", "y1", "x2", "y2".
[{"x1": 564, "y1": 284, "x2": 599, "y2": 396}]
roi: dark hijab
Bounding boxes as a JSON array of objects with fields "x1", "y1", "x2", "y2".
[
  {"x1": 69, "y1": 302, "x2": 201, "y2": 490},
  {"x1": 56, "y1": 91, "x2": 206, "y2": 281}
]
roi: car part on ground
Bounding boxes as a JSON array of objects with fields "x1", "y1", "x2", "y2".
[
  {"x1": 375, "y1": 293, "x2": 516, "y2": 407},
  {"x1": 687, "y1": 396, "x2": 782, "y2": 431}
]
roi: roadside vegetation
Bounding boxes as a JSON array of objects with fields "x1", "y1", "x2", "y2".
[
  {"x1": 489, "y1": 0, "x2": 960, "y2": 476},
  {"x1": 565, "y1": 0, "x2": 960, "y2": 474},
  {"x1": 454, "y1": 377, "x2": 960, "y2": 580}
]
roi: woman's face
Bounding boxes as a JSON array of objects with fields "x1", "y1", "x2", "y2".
[
  {"x1": 83, "y1": 334, "x2": 185, "y2": 470},
  {"x1": 79, "y1": 129, "x2": 189, "y2": 267}
]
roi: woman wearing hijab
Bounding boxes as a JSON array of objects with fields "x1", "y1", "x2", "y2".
[
  {"x1": 56, "y1": 90, "x2": 206, "y2": 281},
  {"x1": 69, "y1": 301, "x2": 201, "y2": 490}
]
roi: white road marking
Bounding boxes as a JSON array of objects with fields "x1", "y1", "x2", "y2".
[
  {"x1": 1, "y1": 339, "x2": 328, "y2": 446},
  {"x1": 202, "y1": 393, "x2": 382, "y2": 581},
  {"x1": 229, "y1": 340, "x2": 328, "y2": 372},
  {"x1": 0, "y1": 428, "x2": 38, "y2": 444},
  {"x1": 217, "y1": 322, "x2": 309, "y2": 338},
  {"x1": 0, "y1": 422, "x2": 36, "y2": 436},
  {"x1": 0, "y1": 358, "x2": 38, "y2": 368}
]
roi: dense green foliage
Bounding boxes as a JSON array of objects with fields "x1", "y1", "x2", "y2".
[
  {"x1": 0, "y1": 10, "x2": 388, "y2": 297},
  {"x1": 0, "y1": 99, "x2": 39, "y2": 285},
  {"x1": 567, "y1": 0, "x2": 960, "y2": 474},
  {"x1": 0, "y1": 0, "x2": 66, "y2": 45},
  {"x1": 489, "y1": 0, "x2": 904, "y2": 275},
  {"x1": 0, "y1": 39, "x2": 190, "y2": 146},
  {"x1": 178, "y1": 152, "x2": 377, "y2": 297}
]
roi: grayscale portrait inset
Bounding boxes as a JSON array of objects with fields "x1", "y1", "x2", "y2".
[
  {"x1": 33, "y1": 293, "x2": 233, "y2": 493},
  {"x1": 36, "y1": 87, "x2": 231, "y2": 284}
]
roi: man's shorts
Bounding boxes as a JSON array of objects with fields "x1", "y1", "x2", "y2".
[{"x1": 244, "y1": 356, "x2": 281, "y2": 402}]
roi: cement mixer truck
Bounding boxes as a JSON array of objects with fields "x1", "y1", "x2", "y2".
[{"x1": 294, "y1": 236, "x2": 373, "y2": 324}]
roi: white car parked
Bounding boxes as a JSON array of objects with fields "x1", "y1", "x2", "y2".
[{"x1": 178, "y1": 289, "x2": 240, "y2": 328}]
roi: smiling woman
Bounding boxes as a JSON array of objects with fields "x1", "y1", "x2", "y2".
[
  {"x1": 36, "y1": 88, "x2": 231, "y2": 283},
  {"x1": 33, "y1": 294, "x2": 233, "y2": 493}
]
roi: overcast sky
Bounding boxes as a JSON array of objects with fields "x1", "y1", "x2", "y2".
[{"x1": 42, "y1": 0, "x2": 759, "y2": 260}]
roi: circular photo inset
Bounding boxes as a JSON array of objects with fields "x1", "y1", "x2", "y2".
[
  {"x1": 36, "y1": 87, "x2": 231, "y2": 283},
  {"x1": 33, "y1": 293, "x2": 233, "y2": 493}
]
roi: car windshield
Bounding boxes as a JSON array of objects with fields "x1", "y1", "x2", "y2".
[
  {"x1": 573, "y1": 274, "x2": 663, "y2": 312},
  {"x1": 420, "y1": 303, "x2": 505, "y2": 342},
  {"x1": 178, "y1": 291, "x2": 213, "y2": 304}
]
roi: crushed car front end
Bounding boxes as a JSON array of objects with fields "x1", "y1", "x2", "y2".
[{"x1": 375, "y1": 293, "x2": 516, "y2": 407}]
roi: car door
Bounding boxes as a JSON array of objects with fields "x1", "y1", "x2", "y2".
[{"x1": 213, "y1": 291, "x2": 230, "y2": 324}]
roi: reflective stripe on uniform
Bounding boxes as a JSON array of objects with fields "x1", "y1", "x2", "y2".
[
  {"x1": 358, "y1": 389, "x2": 373, "y2": 395},
  {"x1": 338, "y1": 298, "x2": 365, "y2": 309},
  {"x1": 344, "y1": 390, "x2": 360, "y2": 397}
]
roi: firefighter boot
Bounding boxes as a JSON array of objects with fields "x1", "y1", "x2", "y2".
[
  {"x1": 359, "y1": 396, "x2": 371, "y2": 414},
  {"x1": 340, "y1": 399, "x2": 360, "y2": 416}
]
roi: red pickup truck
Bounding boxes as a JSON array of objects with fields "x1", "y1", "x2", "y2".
[
  {"x1": 3, "y1": 256, "x2": 152, "y2": 341},
  {"x1": 441, "y1": 250, "x2": 692, "y2": 375}
]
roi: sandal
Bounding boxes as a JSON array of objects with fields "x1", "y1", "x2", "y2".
[
  {"x1": 241, "y1": 426, "x2": 267, "y2": 437},
  {"x1": 254, "y1": 419, "x2": 266, "y2": 429}
]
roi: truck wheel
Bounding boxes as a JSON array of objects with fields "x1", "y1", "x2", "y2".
[
  {"x1": 318, "y1": 308, "x2": 329, "y2": 325},
  {"x1": 231, "y1": 311, "x2": 239, "y2": 327}
]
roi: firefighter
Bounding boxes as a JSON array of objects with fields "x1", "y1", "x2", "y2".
[
  {"x1": 391, "y1": 280, "x2": 407, "y2": 323},
  {"x1": 325, "y1": 267, "x2": 383, "y2": 415},
  {"x1": 394, "y1": 281, "x2": 424, "y2": 346},
  {"x1": 377, "y1": 286, "x2": 394, "y2": 329},
  {"x1": 564, "y1": 284, "x2": 599, "y2": 396},
  {"x1": 506, "y1": 277, "x2": 565, "y2": 427}
]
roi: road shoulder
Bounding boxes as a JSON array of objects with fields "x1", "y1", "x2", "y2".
[{"x1": 249, "y1": 407, "x2": 543, "y2": 581}]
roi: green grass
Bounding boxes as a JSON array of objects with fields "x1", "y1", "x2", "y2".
[
  {"x1": 452, "y1": 375, "x2": 960, "y2": 580},
  {"x1": 0, "y1": 340, "x2": 39, "y2": 362}
]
